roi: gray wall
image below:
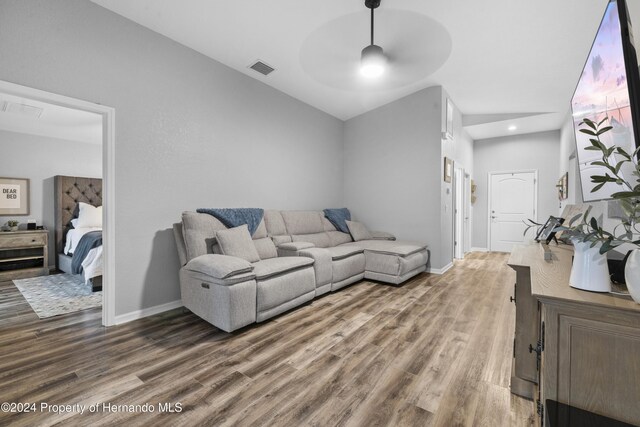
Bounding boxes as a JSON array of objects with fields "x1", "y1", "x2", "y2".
[
  {"x1": 0, "y1": 0, "x2": 344, "y2": 317},
  {"x1": 343, "y1": 86, "x2": 446, "y2": 269},
  {"x1": 0, "y1": 130, "x2": 102, "y2": 265},
  {"x1": 472, "y1": 130, "x2": 561, "y2": 249}
]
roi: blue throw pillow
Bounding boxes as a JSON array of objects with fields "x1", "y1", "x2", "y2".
[{"x1": 323, "y1": 208, "x2": 351, "y2": 233}]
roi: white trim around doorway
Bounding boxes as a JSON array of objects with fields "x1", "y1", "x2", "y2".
[{"x1": 0, "y1": 80, "x2": 116, "y2": 326}]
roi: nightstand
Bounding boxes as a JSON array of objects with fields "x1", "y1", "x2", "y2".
[{"x1": 0, "y1": 230, "x2": 49, "y2": 281}]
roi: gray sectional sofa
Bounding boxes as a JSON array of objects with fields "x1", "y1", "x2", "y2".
[{"x1": 173, "y1": 210, "x2": 429, "y2": 332}]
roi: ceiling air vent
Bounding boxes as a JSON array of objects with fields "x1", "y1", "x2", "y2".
[{"x1": 249, "y1": 60, "x2": 275, "y2": 76}]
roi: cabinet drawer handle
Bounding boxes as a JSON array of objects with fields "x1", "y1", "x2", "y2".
[{"x1": 510, "y1": 296, "x2": 516, "y2": 303}]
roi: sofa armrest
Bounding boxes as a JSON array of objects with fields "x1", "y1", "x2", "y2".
[
  {"x1": 299, "y1": 248, "x2": 332, "y2": 288},
  {"x1": 184, "y1": 254, "x2": 254, "y2": 280},
  {"x1": 370, "y1": 231, "x2": 396, "y2": 241},
  {"x1": 277, "y1": 241, "x2": 315, "y2": 257},
  {"x1": 278, "y1": 242, "x2": 315, "y2": 251}
]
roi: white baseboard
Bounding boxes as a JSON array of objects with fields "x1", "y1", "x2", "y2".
[
  {"x1": 427, "y1": 262, "x2": 454, "y2": 275},
  {"x1": 471, "y1": 247, "x2": 489, "y2": 252},
  {"x1": 114, "y1": 299, "x2": 183, "y2": 325}
]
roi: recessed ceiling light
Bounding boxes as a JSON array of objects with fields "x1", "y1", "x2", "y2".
[{"x1": 508, "y1": 125, "x2": 517, "y2": 131}]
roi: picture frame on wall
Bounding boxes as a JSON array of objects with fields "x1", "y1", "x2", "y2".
[
  {"x1": 444, "y1": 98, "x2": 454, "y2": 140},
  {"x1": 0, "y1": 177, "x2": 29, "y2": 215},
  {"x1": 444, "y1": 157, "x2": 453, "y2": 183},
  {"x1": 556, "y1": 172, "x2": 569, "y2": 201}
]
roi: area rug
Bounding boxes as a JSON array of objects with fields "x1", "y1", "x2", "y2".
[{"x1": 13, "y1": 274, "x2": 102, "y2": 318}]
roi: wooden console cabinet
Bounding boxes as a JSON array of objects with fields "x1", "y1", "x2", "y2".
[
  {"x1": 0, "y1": 230, "x2": 49, "y2": 281},
  {"x1": 508, "y1": 244, "x2": 640, "y2": 426}
]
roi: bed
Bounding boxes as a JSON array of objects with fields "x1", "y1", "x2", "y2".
[{"x1": 54, "y1": 175, "x2": 103, "y2": 292}]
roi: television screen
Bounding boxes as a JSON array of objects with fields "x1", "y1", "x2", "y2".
[{"x1": 571, "y1": 0, "x2": 640, "y2": 202}]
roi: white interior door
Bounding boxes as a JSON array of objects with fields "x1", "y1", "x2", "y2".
[
  {"x1": 464, "y1": 173, "x2": 471, "y2": 254},
  {"x1": 454, "y1": 166, "x2": 465, "y2": 259},
  {"x1": 489, "y1": 171, "x2": 536, "y2": 253}
]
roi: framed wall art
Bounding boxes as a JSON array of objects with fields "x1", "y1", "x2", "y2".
[{"x1": 0, "y1": 177, "x2": 29, "y2": 215}]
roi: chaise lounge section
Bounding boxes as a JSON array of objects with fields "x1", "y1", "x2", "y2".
[{"x1": 173, "y1": 209, "x2": 429, "y2": 332}]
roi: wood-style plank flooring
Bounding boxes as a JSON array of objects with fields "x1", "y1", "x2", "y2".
[{"x1": 0, "y1": 252, "x2": 535, "y2": 426}]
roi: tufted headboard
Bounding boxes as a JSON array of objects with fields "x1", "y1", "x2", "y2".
[{"x1": 54, "y1": 175, "x2": 102, "y2": 269}]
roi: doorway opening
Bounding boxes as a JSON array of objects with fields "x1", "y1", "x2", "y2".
[
  {"x1": 453, "y1": 164, "x2": 468, "y2": 260},
  {"x1": 0, "y1": 81, "x2": 115, "y2": 326}
]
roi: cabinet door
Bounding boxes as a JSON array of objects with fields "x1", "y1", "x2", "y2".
[
  {"x1": 556, "y1": 315, "x2": 640, "y2": 425},
  {"x1": 514, "y1": 268, "x2": 538, "y2": 383}
]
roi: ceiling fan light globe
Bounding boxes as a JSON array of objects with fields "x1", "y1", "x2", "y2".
[{"x1": 360, "y1": 44, "x2": 386, "y2": 78}]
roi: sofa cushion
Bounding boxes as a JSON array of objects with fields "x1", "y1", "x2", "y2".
[
  {"x1": 182, "y1": 211, "x2": 228, "y2": 262},
  {"x1": 322, "y1": 216, "x2": 338, "y2": 231},
  {"x1": 291, "y1": 232, "x2": 332, "y2": 248},
  {"x1": 281, "y1": 211, "x2": 325, "y2": 235},
  {"x1": 264, "y1": 210, "x2": 287, "y2": 236},
  {"x1": 340, "y1": 240, "x2": 427, "y2": 257},
  {"x1": 253, "y1": 237, "x2": 278, "y2": 260},
  {"x1": 216, "y1": 225, "x2": 261, "y2": 263},
  {"x1": 346, "y1": 220, "x2": 372, "y2": 242},
  {"x1": 332, "y1": 253, "x2": 366, "y2": 283},
  {"x1": 184, "y1": 254, "x2": 254, "y2": 280},
  {"x1": 327, "y1": 231, "x2": 353, "y2": 246},
  {"x1": 326, "y1": 246, "x2": 364, "y2": 261},
  {"x1": 252, "y1": 257, "x2": 314, "y2": 280},
  {"x1": 363, "y1": 249, "x2": 429, "y2": 276},
  {"x1": 253, "y1": 219, "x2": 268, "y2": 239},
  {"x1": 323, "y1": 208, "x2": 351, "y2": 233}
]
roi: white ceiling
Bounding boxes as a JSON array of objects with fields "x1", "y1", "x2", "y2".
[
  {"x1": 91, "y1": 0, "x2": 640, "y2": 139},
  {"x1": 0, "y1": 93, "x2": 102, "y2": 144}
]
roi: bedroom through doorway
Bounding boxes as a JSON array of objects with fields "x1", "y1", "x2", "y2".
[{"x1": 0, "y1": 80, "x2": 115, "y2": 326}]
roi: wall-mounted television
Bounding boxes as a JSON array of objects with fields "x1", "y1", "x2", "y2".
[{"x1": 571, "y1": 0, "x2": 640, "y2": 202}]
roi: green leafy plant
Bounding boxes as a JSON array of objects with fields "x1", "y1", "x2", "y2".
[
  {"x1": 6, "y1": 220, "x2": 19, "y2": 227},
  {"x1": 553, "y1": 117, "x2": 640, "y2": 253}
]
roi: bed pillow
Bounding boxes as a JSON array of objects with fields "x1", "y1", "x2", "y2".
[
  {"x1": 70, "y1": 218, "x2": 79, "y2": 228},
  {"x1": 215, "y1": 224, "x2": 260, "y2": 263},
  {"x1": 323, "y1": 208, "x2": 351, "y2": 233},
  {"x1": 346, "y1": 220, "x2": 373, "y2": 242},
  {"x1": 76, "y1": 202, "x2": 102, "y2": 228}
]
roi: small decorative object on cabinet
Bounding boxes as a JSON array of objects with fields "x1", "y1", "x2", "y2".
[
  {"x1": 0, "y1": 229, "x2": 48, "y2": 281},
  {"x1": 625, "y1": 249, "x2": 640, "y2": 303},
  {"x1": 569, "y1": 238, "x2": 611, "y2": 293},
  {"x1": 5, "y1": 220, "x2": 19, "y2": 232}
]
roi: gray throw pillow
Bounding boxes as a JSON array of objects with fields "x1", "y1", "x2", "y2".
[
  {"x1": 215, "y1": 224, "x2": 260, "y2": 263},
  {"x1": 346, "y1": 220, "x2": 373, "y2": 242}
]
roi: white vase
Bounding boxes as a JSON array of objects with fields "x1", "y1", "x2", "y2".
[
  {"x1": 570, "y1": 239, "x2": 611, "y2": 293},
  {"x1": 625, "y1": 249, "x2": 640, "y2": 304}
]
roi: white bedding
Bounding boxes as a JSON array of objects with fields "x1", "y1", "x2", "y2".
[{"x1": 64, "y1": 227, "x2": 103, "y2": 283}]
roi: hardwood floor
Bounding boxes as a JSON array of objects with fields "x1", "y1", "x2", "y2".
[{"x1": 0, "y1": 252, "x2": 536, "y2": 426}]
